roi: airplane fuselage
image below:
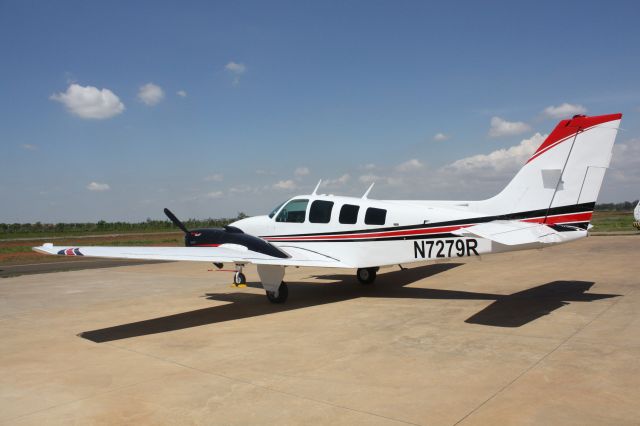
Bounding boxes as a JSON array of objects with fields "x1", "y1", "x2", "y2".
[{"x1": 231, "y1": 194, "x2": 590, "y2": 268}]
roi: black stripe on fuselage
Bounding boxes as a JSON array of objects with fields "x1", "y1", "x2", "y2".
[{"x1": 261, "y1": 202, "x2": 595, "y2": 239}]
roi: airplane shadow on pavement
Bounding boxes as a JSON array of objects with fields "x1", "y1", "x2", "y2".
[{"x1": 79, "y1": 263, "x2": 619, "y2": 343}]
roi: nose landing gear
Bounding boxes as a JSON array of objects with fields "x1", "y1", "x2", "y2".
[{"x1": 233, "y1": 264, "x2": 247, "y2": 287}]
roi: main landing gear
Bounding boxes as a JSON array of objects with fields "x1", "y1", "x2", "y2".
[
  {"x1": 229, "y1": 265, "x2": 380, "y2": 304},
  {"x1": 356, "y1": 267, "x2": 379, "y2": 284},
  {"x1": 266, "y1": 282, "x2": 288, "y2": 303}
]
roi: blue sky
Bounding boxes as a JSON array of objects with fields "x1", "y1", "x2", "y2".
[{"x1": 1, "y1": 0, "x2": 639, "y2": 222}]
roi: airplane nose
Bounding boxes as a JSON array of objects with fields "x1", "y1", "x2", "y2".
[{"x1": 229, "y1": 215, "x2": 269, "y2": 235}]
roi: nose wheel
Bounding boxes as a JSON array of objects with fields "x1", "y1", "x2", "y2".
[
  {"x1": 266, "y1": 282, "x2": 288, "y2": 303},
  {"x1": 356, "y1": 267, "x2": 378, "y2": 284},
  {"x1": 234, "y1": 271, "x2": 246, "y2": 285},
  {"x1": 233, "y1": 264, "x2": 247, "y2": 287}
]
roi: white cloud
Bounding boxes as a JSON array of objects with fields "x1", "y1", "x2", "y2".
[
  {"x1": 177, "y1": 90, "x2": 187, "y2": 97},
  {"x1": 358, "y1": 174, "x2": 403, "y2": 186},
  {"x1": 225, "y1": 61, "x2": 247, "y2": 85},
  {"x1": 602, "y1": 139, "x2": 640, "y2": 200},
  {"x1": 396, "y1": 158, "x2": 424, "y2": 172},
  {"x1": 433, "y1": 132, "x2": 450, "y2": 141},
  {"x1": 488, "y1": 116, "x2": 531, "y2": 138},
  {"x1": 225, "y1": 61, "x2": 246, "y2": 74},
  {"x1": 359, "y1": 174, "x2": 377, "y2": 184},
  {"x1": 204, "y1": 173, "x2": 223, "y2": 182},
  {"x1": 21, "y1": 144, "x2": 37, "y2": 151},
  {"x1": 324, "y1": 174, "x2": 351, "y2": 186},
  {"x1": 229, "y1": 185, "x2": 256, "y2": 194},
  {"x1": 86, "y1": 182, "x2": 110, "y2": 191},
  {"x1": 256, "y1": 169, "x2": 275, "y2": 176},
  {"x1": 542, "y1": 103, "x2": 587, "y2": 119},
  {"x1": 362, "y1": 163, "x2": 377, "y2": 170},
  {"x1": 294, "y1": 166, "x2": 310, "y2": 177},
  {"x1": 137, "y1": 83, "x2": 164, "y2": 106},
  {"x1": 449, "y1": 133, "x2": 544, "y2": 173},
  {"x1": 273, "y1": 179, "x2": 297, "y2": 190},
  {"x1": 205, "y1": 191, "x2": 223, "y2": 199},
  {"x1": 51, "y1": 84, "x2": 124, "y2": 119}
]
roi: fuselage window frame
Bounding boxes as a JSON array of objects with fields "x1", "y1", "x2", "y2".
[
  {"x1": 364, "y1": 207, "x2": 387, "y2": 225},
  {"x1": 309, "y1": 200, "x2": 334, "y2": 224},
  {"x1": 275, "y1": 199, "x2": 309, "y2": 223},
  {"x1": 339, "y1": 204, "x2": 360, "y2": 225}
]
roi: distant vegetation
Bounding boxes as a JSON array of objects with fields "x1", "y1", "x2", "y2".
[
  {"x1": 1, "y1": 203, "x2": 638, "y2": 239},
  {"x1": 594, "y1": 200, "x2": 639, "y2": 211},
  {"x1": 0, "y1": 213, "x2": 248, "y2": 239}
]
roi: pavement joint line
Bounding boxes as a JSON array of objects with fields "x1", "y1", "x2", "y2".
[
  {"x1": 5, "y1": 372, "x2": 179, "y2": 424},
  {"x1": 106, "y1": 342, "x2": 420, "y2": 425},
  {"x1": 452, "y1": 292, "x2": 627, "y2": 425}
]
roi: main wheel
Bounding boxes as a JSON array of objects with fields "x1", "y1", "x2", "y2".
[
  {"x1": 234, "y1": 272, "x2": 246, "y2": 285},
  {"x1": 356, "y1": 267, "x2": 377, "y2": 284},
  {"x1": 266, "y1": 282, "x2": 288, "y2": 303}
]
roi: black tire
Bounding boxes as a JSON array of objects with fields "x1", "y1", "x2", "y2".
[
  {"x1": 356, "y1": 267, "x2": 377, "y2": 284},
  {"x1": 234, "y1": 272, "x2": 246, "y2": 285},
  {"x1": 266, "y1": 282, "x2": 288, "y2": 303}
]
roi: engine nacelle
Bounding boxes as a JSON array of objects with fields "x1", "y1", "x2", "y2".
[{"x1": 185, "y1": 227, "x2": 288, "y2": 258}]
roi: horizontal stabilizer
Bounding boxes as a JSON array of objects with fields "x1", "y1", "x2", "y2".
[{"x1": 452, "y1": 220, "x2": 581, "y2": 246}]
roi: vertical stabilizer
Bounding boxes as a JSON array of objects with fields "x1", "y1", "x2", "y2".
[{"x1": 478, "y1": 113, "x2": 622, "y2": 225}]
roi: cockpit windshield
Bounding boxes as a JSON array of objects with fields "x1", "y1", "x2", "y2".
[{"x1": 268, "y1": 201, "x2": 286, "y2": 218}]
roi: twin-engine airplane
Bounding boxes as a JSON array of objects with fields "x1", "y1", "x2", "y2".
[{"x1": 35, "y1": 113, "x2": 622, "y2": 303}]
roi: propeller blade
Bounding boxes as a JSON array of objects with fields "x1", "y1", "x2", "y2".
[{"x1": 164, "y1": 208, "x2": 189, "y2": 233}]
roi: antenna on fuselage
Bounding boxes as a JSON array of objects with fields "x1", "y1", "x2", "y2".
[
  {"x1": 311, "y1": 179, "x2": 322, "y2": 195},
  {"x1": 362, "y1": 182, "x2": 375, "y2": 199}
]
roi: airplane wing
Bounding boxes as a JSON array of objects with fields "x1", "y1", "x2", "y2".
[
  {"x1": 452, "y1": 220, "x2": 582, "y2": 246},
  {"x1": 32, "y1": 243, "x2": 351, "y2": 268}
]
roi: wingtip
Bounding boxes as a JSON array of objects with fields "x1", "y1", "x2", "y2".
[{"x1": 32, "y1": 243, "x2": 55, "y2": 255}]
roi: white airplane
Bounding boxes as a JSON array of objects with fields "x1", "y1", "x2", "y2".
[{"x1": 34, "y1": 113, "x2": 622, "y2": 303}]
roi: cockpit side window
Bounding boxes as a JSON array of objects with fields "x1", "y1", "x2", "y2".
[
  {"x1": 268, "y1": 201, "x2": 286, "y2": 218},
  {"x1": 309, "y1": 200, "x2": 334, "y2": 223},
  {"x1": 275, "y1": 199, "x2": 309, "y2": 223}
]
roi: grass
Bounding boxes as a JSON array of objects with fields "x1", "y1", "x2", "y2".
[
  {"x1": 0, "y1": 234, "x2": 183, "y2": 266},
  {"x1": 590, "y1": 211, "x2": 638, "y2": 232},
  {"x1": 0, "y1": 229, "x2": 180, "y2": 240}
]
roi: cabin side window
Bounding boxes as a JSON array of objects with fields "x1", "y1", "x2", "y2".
[
  {"x1": 339, "y1": 204, "x2": 359, "y2": 224},
  {"x1": 275, "y1": 199, "x2": 309, "y2": 223},
  {"x1": 309, "y1": 200, "x2": 334, "y2": 224},
  {"x1": 365, "y1": 207, "x2": 387, "y2": 225}
]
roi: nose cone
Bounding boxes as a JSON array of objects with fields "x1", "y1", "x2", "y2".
[{"x1": 230, "y1": 215, "x2": 271, "y2": 236}]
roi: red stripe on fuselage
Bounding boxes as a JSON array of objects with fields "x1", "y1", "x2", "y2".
[
  {"x1": 264, "y1": 212, "x2": 592, "y2": 242},
  {"x1": 264, "y1": 224, "x2": 468, "y2": 242},
  {"x1": 522, "y1": 212, "x2": 593, "y2": 225}
]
